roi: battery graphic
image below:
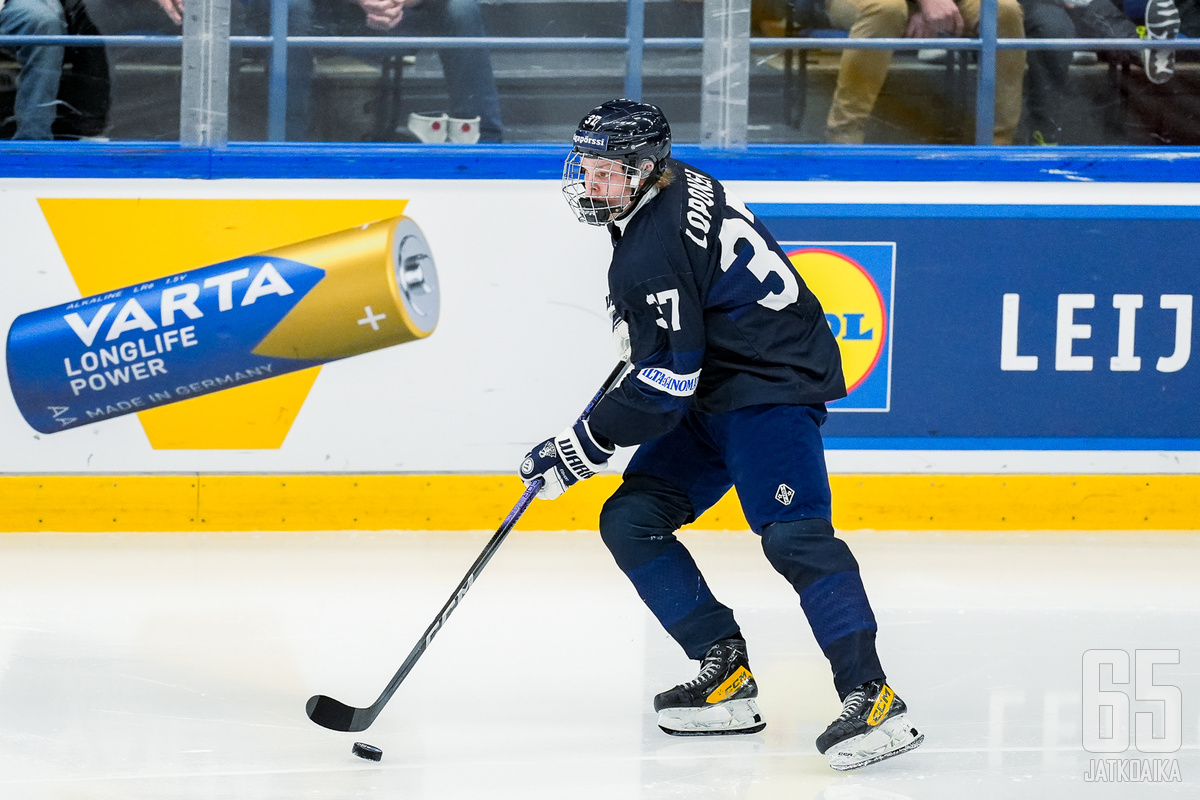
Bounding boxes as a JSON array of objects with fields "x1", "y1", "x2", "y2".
[{"x1": 7, "y1": 216, "x2": 439, "y2": 434}]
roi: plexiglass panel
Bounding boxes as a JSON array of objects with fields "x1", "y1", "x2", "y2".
[{"x1": 1, "y1": 0, "x2": 1197, "y2": 144}]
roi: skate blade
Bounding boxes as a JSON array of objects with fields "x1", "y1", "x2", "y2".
[
  {"x1": 658, "y1": 698, "x2": 765, "y2": 736},
  {"x1": 828, "y1": 714, "x2": 924, "y2": 771}
]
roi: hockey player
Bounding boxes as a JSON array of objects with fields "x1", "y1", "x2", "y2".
[{"x1": 518, "y1": 99, "x2": 923, "y2": 771}]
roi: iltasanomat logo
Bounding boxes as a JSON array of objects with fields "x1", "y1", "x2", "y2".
[
  {"x1": 1082, "y1": 649, "x2": 1184, "y2": 783},
  {"x1": 636, "y1": 366, "x2": 700, "y2": 397},
  {"x1": 573, "y1": 130, "x2": 609, "y2": 150}
]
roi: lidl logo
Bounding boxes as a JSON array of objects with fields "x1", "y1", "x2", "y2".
[{"x1": 783, "y1": 242, "x2": 895, "y2": 411}]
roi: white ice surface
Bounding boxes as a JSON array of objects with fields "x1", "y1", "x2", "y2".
[{"x1": 0, "y1": 529, "x2": 1197, "y2": 799}]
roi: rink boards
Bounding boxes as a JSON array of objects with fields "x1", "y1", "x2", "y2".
[{"x1": 0, "y1": 145, "x2": 1197, "y2": 531}]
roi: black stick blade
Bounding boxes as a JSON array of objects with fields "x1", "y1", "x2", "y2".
[{"x1": 306, "y1": 694, "x2": 370, "y2": 732}]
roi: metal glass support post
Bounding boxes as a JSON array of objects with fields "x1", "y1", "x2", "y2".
[
  {"x1": 700, "y1": 0, "x2": 750, "y2": 148},
  {"x1": 268, "y1": 0, "x2": 289, "y2": 141},
  {"x1": 975, "y1": 0, "x2": 997, "y2": 145},
  {"x1": 625, "y1": 0, "x2": 645, "y2": 101},
  {"x1": 180, "y1": 0, "x2": 231, "y2": 146}
]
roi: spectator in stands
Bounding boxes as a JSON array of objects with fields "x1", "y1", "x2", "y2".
[
  {"x1": 1020, "y1": 0, "x2": 1180, "y2": 144},
  {"x1": 150, "y1": 0, "x2": 312, "y2": 139},
  {"x1": 824, "y1": 0, "x2": 1027, "y2": 144},
  {"x1": 150, "y1": 0, "x2": 502, "y2": 142},
  {"x1": 1069, "y1": 0, "x2": 1179, "y2": 81},
  {"x1": 0, "y1": 0, "x2": 67, "y2": 139},
  {"x1": 332, "y1": 0, "x2": 504, "y2": 142}
]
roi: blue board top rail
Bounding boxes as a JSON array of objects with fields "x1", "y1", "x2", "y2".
[{"x1": 3, "y1": 142, "x2": 1200, "y2": 182}]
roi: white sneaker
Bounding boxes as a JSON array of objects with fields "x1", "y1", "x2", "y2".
[
  {"x1": 407, "y1": 111, "x2": 449, "y2": 143},
  {"x1": 447, "y1": 116, "x2": 481, "y2": 144}
]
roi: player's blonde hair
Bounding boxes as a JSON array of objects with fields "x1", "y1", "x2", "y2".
[{"x1": 655, "y1": 166, "x2": 675, "y2": 190}]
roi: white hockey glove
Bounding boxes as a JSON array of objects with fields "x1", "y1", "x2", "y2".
[
  {"x1": 519, "y1": 419, "x2": 614, "y2": 500},
  {"x1": 612, "y1": 315, "x2": 631, "y2": 362}
]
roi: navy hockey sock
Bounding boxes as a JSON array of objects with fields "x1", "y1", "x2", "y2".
[
  {"x1": 760, "y1": 519, "x2": 885, "y2": 695},
  {"x1": 600, "y1": 475, "x2": 740, "y2": 659},
  {"x1": 626, "y1": 541, "x2": 741, "y2": 658}
]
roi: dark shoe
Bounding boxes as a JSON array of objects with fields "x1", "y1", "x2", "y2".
[{"x1": 1143, "y1": 0, "x2": 1182, "y2": 84}]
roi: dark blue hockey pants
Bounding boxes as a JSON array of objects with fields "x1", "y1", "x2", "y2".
[{"x1": 598, "y1": 403, "x2": 885, "y2": 700}]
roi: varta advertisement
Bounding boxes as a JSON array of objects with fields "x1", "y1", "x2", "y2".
[
  {"x1": 7, "y1": 217, "x2": 438, "y2": 433},
  {"x1": 0, "y1": 185, "x2": 1196, "y2": 477}
]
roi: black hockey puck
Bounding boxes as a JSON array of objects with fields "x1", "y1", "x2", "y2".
[{"x1": 352, "y1": 742, "x2": 383, "y2": 762}]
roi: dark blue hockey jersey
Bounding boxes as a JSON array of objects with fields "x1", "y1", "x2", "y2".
[{"x1": 587, "y1": 159, "x2": 847, "y2": 448}]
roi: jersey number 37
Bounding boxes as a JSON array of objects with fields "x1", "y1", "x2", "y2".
[{"x1": 721, "y1": 200, "x2": 800, "y2": 312}]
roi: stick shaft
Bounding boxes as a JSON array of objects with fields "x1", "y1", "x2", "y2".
[{"x1": 347, "y1": 361, "x2": 629, "y2": 728}]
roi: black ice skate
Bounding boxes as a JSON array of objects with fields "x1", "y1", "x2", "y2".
[
  {"x1": 653, "y1": 638, "x2": 765, "y2": 736},
  {"x1": 816, "y1": 679, "x2": 924, "y2": 770}
]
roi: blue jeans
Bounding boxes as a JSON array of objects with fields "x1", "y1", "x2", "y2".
[
  {"x1": 0, "y1": 0, "x2": 66, "y2": 139},
  {"x1": 398, "y1": 0, "x2": 503, "y2": 142},
  {"x1": 237, "y1": 0, "x2": 313, "y2": 140},
  {"x1": 278, "y1": 0, "x2": 504, "y2": 142}
]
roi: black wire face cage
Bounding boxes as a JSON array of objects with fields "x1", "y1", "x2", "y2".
[{"x1": 562, "y1": 150, "x2": 644, "y2": 226}]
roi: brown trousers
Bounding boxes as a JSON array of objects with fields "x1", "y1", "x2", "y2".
[{"x1": 825, "y1": 0, "x2": 1027, "y2": 144}]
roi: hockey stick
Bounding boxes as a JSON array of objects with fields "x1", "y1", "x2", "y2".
[{"x1": 306, "y1": 360, "x2": 629, "y2": 733}]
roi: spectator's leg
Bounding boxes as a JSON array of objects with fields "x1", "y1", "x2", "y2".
[
  {"x1": 1018, "y1": 0, "x2": 1074, "y2": 143},
  {"x1": 960, "y1": 0, "x2": 1027, "y2": 144},
  {"x1": 236, "y1": 0, "x2": 314, "y2": 141},
  {"x1": 1065, "y1": 0, "x2": 1139, "y2": 38},
  {"x1": 1064, "y1": 0, "x2": 1139, "y2": 68},
  {"x1": 406, "y1": 0, "x2": 504, "y2": 142},
  {"x1": 0, "y1": 0, "x2": 66, "y2": 139},
  {"x1": 824, "y1": 0, "x2": 909, "y2": 144},
  {"x1": 1124, "y1": 0, "x2": 1150, "y2": 21},
  {"x1": 285, "y1": 0, "x2": 314, "y2": 140}
]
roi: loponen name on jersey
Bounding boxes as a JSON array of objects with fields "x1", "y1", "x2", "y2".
[{"x1": 682, "y1": 169, "x2": 716, "y2": 249}]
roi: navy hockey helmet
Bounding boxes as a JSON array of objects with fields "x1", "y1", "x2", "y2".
[{"x1": 562, "y1": 99, "x2": 673, "y2": 226}]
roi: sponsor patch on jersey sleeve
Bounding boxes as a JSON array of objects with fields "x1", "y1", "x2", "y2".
[{"x1": 635, "y1": 366, "x2": 701, "y2": 397}]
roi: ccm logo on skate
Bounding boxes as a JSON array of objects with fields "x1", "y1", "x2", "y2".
[
  {"x1": 867, "y1": 684, "x2": 895, "y2": 726},
  {"x1": 706, "y1": 667, "x2": 752, "y2": 704}
]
